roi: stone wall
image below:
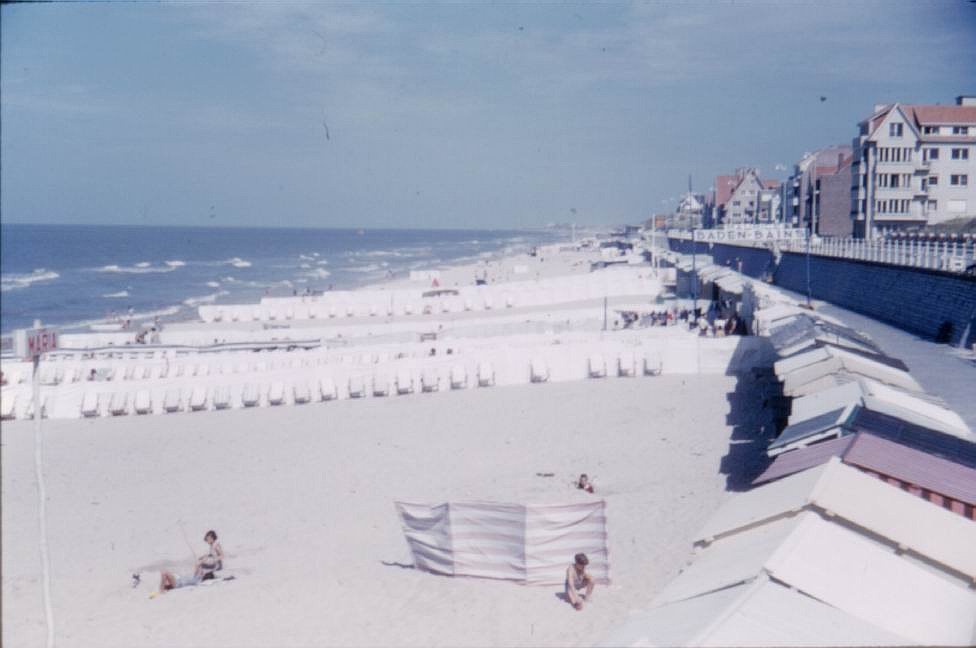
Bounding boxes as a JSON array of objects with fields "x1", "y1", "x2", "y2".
[
  {"x1": 667, "y1": 237, "x2": 976, "y2": 346},
  {"x1": 773, "y1": 252, "x2": 976, "y2": 346}
]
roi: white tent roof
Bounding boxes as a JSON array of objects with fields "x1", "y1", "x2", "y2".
[
  {"x1": 695, "y1": 458, "x2": 976, "y2": 578},
  {"x1": 788, "y1": 381, "x2": 865, "y2": 424},
  {"x1": 657, "y1": 512, "x2": 976, "y2": 645},
  {"x1": 780, "y1": 355, "x2": 922, "y2": 396},
  {"x1": 597, "y1": 576, "x2": 912, "y2": 647}
]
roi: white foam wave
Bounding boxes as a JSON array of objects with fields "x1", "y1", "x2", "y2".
[
  {"x1": 165, "y1": 260, "x2": 187, "y2": 267},
  {"x1": 102, "y1": 290, "x2": 130, "y2": 298},
  {"x1": 304, "y1": 268, "x2": 331, "y2": 280},
  {"x1": 224, "y1": 257, "x2": 251, "y2": 268},
  {"x1": 135, "y1": 261, "x2": 151, "y2": 268},
  {"x1": 345, "y1": 263, "x2": 386, "y2": 273},
  {"x1": 205, "y1": 281, "x2": 221, "y2": 288},
  {"x1": 300, "y1": 263, "x2": 312, "y2": 269},
  {"x1": 182, "y1": 291, "x2": 229, "y2": 307},
  {"x1": 316, "y1": 260, "x2": 329, "y2": 266},
  {"x1": 298, "y1": 254, "x2": 316, "y2": 261},
  {"x1": 60, "y1": 305, "x2": 184, "y2": 332},
  {"x1": 1, "y1": 268, "x2": 60, "y2": 292},
  {"x1": 96, "y1": 264, "x2": 175, "y2": 274}
]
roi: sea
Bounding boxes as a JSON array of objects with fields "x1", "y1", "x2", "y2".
[{"x1": 0, "y1": 224, "x2": 568, "y2": 334}]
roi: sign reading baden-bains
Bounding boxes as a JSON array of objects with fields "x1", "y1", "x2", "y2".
[{"x1": 13, "y1": 327, "x2": 59, "y2": 361}]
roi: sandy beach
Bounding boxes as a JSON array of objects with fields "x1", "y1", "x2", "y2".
[{"x1": 2, "y1": 373, "x2": 756, "y2": 647}]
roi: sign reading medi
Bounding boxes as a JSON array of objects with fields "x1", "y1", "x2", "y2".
[
  {"x1": 13, "y1": 327, "x2": 59, "y2": 361},
  {"x1": 693, "y1": 226, "x2": 809, "y2": 243}
]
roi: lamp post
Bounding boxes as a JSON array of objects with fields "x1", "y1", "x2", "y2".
[{"x1": 691, "y1": 225, "x2": 698, "y2": 317}]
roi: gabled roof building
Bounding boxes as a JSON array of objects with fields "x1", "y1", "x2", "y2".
[{"x1": 851, "y1": 95, "x2": 976, "y2": 237}]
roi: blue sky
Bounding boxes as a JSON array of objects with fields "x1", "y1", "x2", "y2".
[{"x1": 2, "y1": 1, "x2": 974, "y2": 229}]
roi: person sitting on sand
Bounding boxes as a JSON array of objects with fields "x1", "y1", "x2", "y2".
[
  {"x1": 157, "y1": 530, "x2": 224, "y2": 594},
  {"x1": 577, "y1": 473, "x2": 594, "y2": 493},
  {"x1": 196, "y1": 529, "x2": 224, "y2": 576},
  {"x1": 565, "y1": 553, "x2": 595, "y2": 610}
]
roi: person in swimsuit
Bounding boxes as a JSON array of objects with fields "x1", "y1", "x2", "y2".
[
  {"x1": 576, "y1": 474, "x2": 594, "y2": 493},
  {"x1": 565, "y1": 553, "x2": 595, "y2": 610},
  {"x1": 196, "y1": 530, "x2": 224, "y2": 577}
]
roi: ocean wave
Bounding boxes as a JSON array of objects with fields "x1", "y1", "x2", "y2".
[
  {"x1": 316, "y1": 260, "x2": 329, "y2": 266},
  {"x1": 95, "y1": 264, "x2": 175, "y2": 274},
  {"x1": 354, "y1": 246, "x2": 432, "y2": 259},
  {"x1": 102, "y1": 290, "x2": 130, "y2": 298},
  {"x1": 224, "y1": 257, "x2": 252, "y2": 268},
  {"x1": 165, "y1": 260, "x2": 187, "y2": 267},
  {"x1": 60, "y1": 305, "x2": 184, "y2": 332},
  {"x1": 0, "y1": 268, "x2": 60, "y2": 292},
  {"x1": 298, "y1": 253, "x2": 318, "y2": 261},
  {"x1": 183, "y1": 291, "x2": 229, "y2": 307},
  {"x1": 205, "y1": 281, "x2": 221, "y2": 288},
  {"x1": 345, "y1": 263, "x2": 390, "y2": 273},
  {"x1": 303, "y1": 268, "x2": 331, "y2": 280},
  {"x1": 299, "y1": 263, "x2": 312, "y2": 269}
]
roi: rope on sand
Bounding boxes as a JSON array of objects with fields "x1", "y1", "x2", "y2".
[{"x1": 33, "y1": 360, "x2": 55, "y2": 648}]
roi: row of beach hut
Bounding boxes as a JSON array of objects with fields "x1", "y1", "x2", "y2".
[{"x1": 599, "y1": 267, "x2": 976, "y2": 646}]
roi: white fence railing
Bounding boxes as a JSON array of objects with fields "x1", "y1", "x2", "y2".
[{"x1": 667, "y1": 231, "x2": 975, "y2": 274}]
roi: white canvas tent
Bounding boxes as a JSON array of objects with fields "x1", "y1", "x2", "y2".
[{"x1": 395, "y1": 500, "x2": 609, "y2": 586}]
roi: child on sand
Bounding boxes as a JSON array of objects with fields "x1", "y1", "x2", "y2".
[{"x1": 565, "y1": 553, "x2": 595, "y2": 610}]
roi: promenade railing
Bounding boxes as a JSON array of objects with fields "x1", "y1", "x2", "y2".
[{"x1": 666, "y1": 231, "x2": 975, "y2": 274}]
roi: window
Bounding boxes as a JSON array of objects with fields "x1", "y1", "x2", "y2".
[
  {"x1": 927, "y1": 200, "x2": 937, "y2": 211},
  {"x1": 951, "y1": 148, "x2": 970, "y2": 160},
  {"x1": 923, "y1": 126, "x2": 939, "y2": 135},
  {"x1": 732, "y1": 200, "x2": 740, "y2": 207},
  {"x1": 890, "y1": 174, "x2": 900, "y2": 188},
  {"x1": 950, "y1": 174, "x2": 968, "y2": 186},
  {"x1": 929, "y1": 175, "x2": 939, "y2": 186},
  {"x1": 889, "y1": 123, "x2": 904, "y2": 137},
  {"x1": 952, "y1": 126, "x2": 969, "y2": 135},
  {"x1": 926, "y1": 148, "x2": 939, "y2": 160}
]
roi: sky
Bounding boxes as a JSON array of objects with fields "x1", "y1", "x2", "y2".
[{"x1": 2, "y1": 1, "x2": 975, "y2": 230}]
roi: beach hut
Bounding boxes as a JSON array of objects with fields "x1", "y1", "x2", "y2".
[
  {"x1": 588, "y1": 354, "x2": 607, "y2": 378},
  {"x1": 0, "y1": 392, "x2": 17, "y2": 420},
  {"x1": 133, "y1": 390, "x2": 152, "y2": 415},
  {"x1": 81, "y1": 391, "x2": 100, "y2": 417},
  {"x1": 756, "y1": 433, "x2": 976, "y2": 520},
  {"x1": 420, "y1": 369, "x2": 439, "y2": 393},
  {"x1": 643, "y1": 350, "x2": 663, "y2": 376},
  {"x1": 241, "y1": 384, "x2": 261, "y2": 407},
  {"x1": 293, "y1": 382, "x2": 311, "y2": 404},
  {"x1": 268, "y1": 381, "x2": 286, "y2": 406},
  {"x1": 372, "y1": 374, "x2": 391, "y2": 397},
  {"x1": 477, "y1": 362, "x2": 494, "y2": 387},
  {"x1": 617, "y1": 351, "x2": 637, "y2": 377},
  {"x1": 530, "y1": 358, "x2": 549, "y2": 383},
  {"x1": 347, "y1": 376, "x2": 366, "y2": 399},
  {"x1": 395, "y1": 370, "x2": 414, "y2": 395},
  {"x1": 662, "y1": 512, "x2": 973, "y2": 644},
  {"x1": 163, "y1": 389, "x2": 182, "y2": 413},
  {"x1": 450, "y1": 364, "x2": 467, "y2": 390},
  {"x1": 189, "y1": 386, "x2": 208, "y2": 411},
  {"x1": 213, "y1": 386, "x2": 232, "y2": 410},
  {"x1": 109, "y1": 391, "x2": 130, "y2": 416},
  {"x1": 319, "y1": 377, "x2": 338, "y2": 401},
  {"x1": 595, "y1": 575, "x2": 910, "y2": 647}
]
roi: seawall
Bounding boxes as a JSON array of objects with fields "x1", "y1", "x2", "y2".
[{"x1": 668, "y1": 238, "x2": 976, "y2": 346}]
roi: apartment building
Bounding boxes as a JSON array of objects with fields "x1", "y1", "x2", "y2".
[
  {"x1": 786, "y1": 145, "x2": 854, "y2": 237},
  {"x1": 713, "y1": 168, "x2": 781, "y2": 225},
  {"x1": 851, "y1": 95, "x2": 976, "y2": 237}
]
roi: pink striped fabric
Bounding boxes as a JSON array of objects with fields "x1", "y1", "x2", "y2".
[{"x1": 395, "y1": 500, "x2": 610, "y2": 585}]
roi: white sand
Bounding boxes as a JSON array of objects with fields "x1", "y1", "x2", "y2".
[{"x1": 1, "y1": 374, "x2": 756, "y2": 647}]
